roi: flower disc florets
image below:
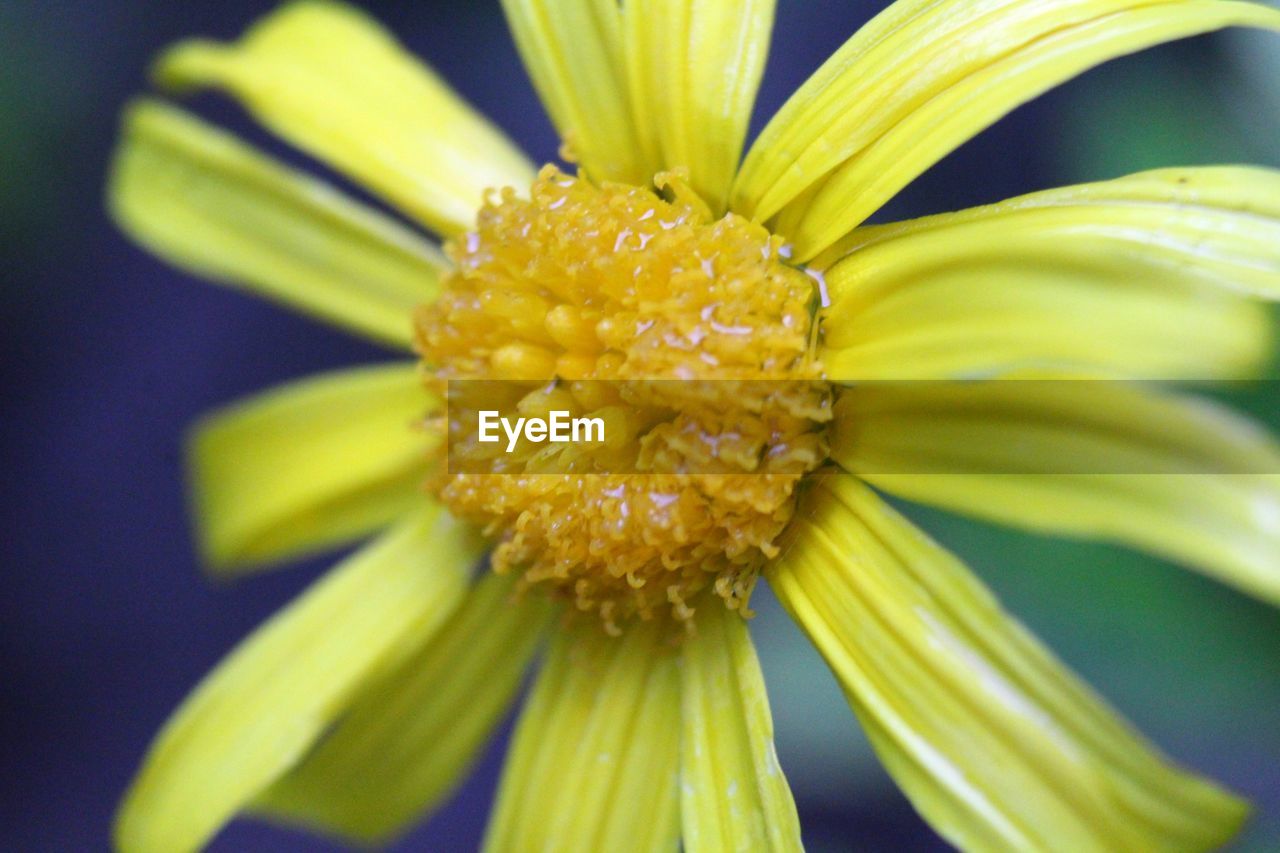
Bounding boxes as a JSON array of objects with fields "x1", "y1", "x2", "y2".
[{"x1": 416, "y1": 166, "x2": 831, "y2": 633}]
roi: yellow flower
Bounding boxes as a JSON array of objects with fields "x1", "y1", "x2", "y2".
[{"x1": 108, "y1": 1, "x2": 1280, "y2": 850}]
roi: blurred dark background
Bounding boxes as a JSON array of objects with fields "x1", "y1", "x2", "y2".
[{"x1": 3, "y1": 1, "x2": 1279, "y2": 850}]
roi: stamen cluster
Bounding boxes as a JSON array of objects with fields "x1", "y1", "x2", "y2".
[{"x1": 417, "y1": 166, "x2": 830, "y2": 632}]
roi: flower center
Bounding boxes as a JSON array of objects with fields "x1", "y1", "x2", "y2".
[{"x1": 416, "y1": 166, "x2": 830, "y2": 633}]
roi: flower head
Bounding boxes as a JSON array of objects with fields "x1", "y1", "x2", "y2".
[
  {"x1": 110, "y1": 1, "x2": 1280, "y2": 851},
  {"x1": 420, "y1": 165, "x2": 830, "y2": 630}
]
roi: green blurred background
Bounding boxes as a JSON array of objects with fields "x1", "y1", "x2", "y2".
[{"x1": 2, "y1": 2, "x2": 1277, "y2": 850}]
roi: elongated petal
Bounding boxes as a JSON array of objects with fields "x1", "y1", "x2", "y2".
[
  {"x1": 254, "y1": 572, "x2": 549, "y2": 843},
  {"x1": 154, "y1": 0, "x2": 533, "y2": 235},
  {"x1": 735, "y1": 0, "x2": 1280, "y2": 260},
  {"x1": 189, "y1": 362, "x2": 432, "y2": 573},
  {"x1": 818, "y1": 165, "x2": 1280, "y2": 291},
  {"x1": 624, "y1": 0, "x2": 775, "y2": 212},
  {"x1": 771, "y1": 475, "x2": 1248, "y2": 851},
  {"x1": 680, "y1": 602, "x2": 802, "y2": 853},
  {"x1": 109, "y1": 100, "x2": 445, "y2": 347},
  {"x1": 501, "y1": 0, "x2": 645, "y2": 183},
  {"x1": 115, "y1": 506, "x2": 480, "y2": 853},
  {"x1": 819, "y1": 166, "x2": 1280, "y2": 380},
  {"x1": 830, "y1": 381, "x2": 1280, "y2": 604},
  {"x1": 485, "y1": 619, "x2": 681, "y2": 852}
]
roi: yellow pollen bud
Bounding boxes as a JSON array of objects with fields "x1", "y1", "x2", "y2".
[
  {"x1": 543, "y1": 304, "x2": 600, "y2": 353},
  {"x1": 490, "y1": 342, "x2": 558, "y2": 379},
  {"x1": 416, "y1": 166, "x2": 831, "y2": 633}
]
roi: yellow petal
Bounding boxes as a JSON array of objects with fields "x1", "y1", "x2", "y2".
[
  {"x1": 254, "y1": 572, "x2": 549, "y2": 843},
  {"x1": 500, "y1": 0, "x2": 645, "y2": 183},
  {"x1": 115, "y1": 506, "x2": 480, "y2": 853},
  {"x1": 624, "y1": 0, "x2": 775, "y2": 212},
  {"x1": 485, "y1": 619, "x2": 681, "y2": 852},
  {"x1": 734, "y1": 0, "x2": 1280, "y2": 260},
  {"x1": 819, "y1": 166, "x2": 1280, "y2": 380},
  {"x1": 831, "y1": 381, "x2": 1280, "y2": 605},
  {"x1": 680, "y1": 602, "x2": 802, "y2": 853},
  {"x1": 188, "y1": 362, "x2": 431, "y2": 573},
  {"x1": 154, "y1": 0, "x2": 533, "y2": 235},
  {"x1": 771, "y1": 475, "x2": 1248, "y2": 851},
  {"x1": 109, "y1": 100, "x2": 444, "y2": 347}
]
